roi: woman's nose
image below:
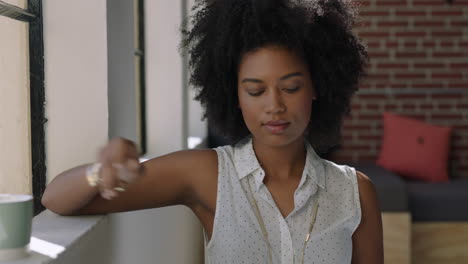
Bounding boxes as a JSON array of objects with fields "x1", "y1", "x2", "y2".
[{"x1": 265, "y1": 90, "x2": 286, "y2": 114}]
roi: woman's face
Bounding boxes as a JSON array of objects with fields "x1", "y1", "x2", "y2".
[{"x1": 237, "y1": 45, "x2": 316, "y2": 147}]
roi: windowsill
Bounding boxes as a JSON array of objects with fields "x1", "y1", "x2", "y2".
[
  {"x1": 8, "y1": 141, "x2": 208, "y2": 264},
  {"x1": 5, "y1": 210, "x2": 108, "y2": 264},
  {"x1": 7, "y1": 157, "x2": 154, "y2": 263}
]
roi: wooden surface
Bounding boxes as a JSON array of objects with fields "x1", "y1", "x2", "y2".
[
  {"x1": 381, "y1": 212, "x2": 411, "y2": 264},
  {"x1": 412, "y1": 222, "x2": 468, "y2": 264}
]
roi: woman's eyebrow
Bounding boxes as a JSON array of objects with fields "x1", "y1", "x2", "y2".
[
  {"x1": 241, "y1": 72, "x2": 303, "y2": 84},
  {"x1": 279, "y1": 72, "x2": 303, "y2": 80}
]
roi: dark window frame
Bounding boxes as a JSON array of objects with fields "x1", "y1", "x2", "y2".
[{"x1": 137, "y1": 0, "x2": 147, "y2": 156}]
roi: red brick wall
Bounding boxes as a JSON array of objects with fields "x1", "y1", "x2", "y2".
[{"x1": 329, "y1": 0, "x2": 468, "y2": 179}]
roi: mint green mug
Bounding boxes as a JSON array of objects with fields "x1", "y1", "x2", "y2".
[{"x1": 0, "y1": 194, "x2": 33, "y2": 261}]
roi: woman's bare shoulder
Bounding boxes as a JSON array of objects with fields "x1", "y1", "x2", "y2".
[
  {"x1": 183, "y1": 148, "x2": 219, "y2": 208},
  {"x1": 150, "y1": 148, "x2": 219, "y2": 208},
  {"x1": 352, "y1": 170, "x2": 384, "y2": 263}
]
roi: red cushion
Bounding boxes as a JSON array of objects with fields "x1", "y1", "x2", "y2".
[{"x1": 376, "y1": 112, "x2": 453, "y2": 182}]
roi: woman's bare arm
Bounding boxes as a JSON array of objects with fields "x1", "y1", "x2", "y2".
[
  {"x1": 41, "y1": 163, "x2": 99, "y2": 215},
  {"x1": 42, "y1": 148, "x2": 217, "y2": 216},
  {"x1": 351, "y1": 171, "x2": 384, "y2": 264}
]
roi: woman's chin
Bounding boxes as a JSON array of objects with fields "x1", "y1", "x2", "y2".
[{"x1": 253, "y1": 132, "x2": 304, "y2": 147}]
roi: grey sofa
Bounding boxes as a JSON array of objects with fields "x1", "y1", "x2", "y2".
[{"x1": 344, "y1": 161, "x2": 468, "y2": 222}]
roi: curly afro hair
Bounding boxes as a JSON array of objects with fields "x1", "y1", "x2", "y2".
[{"x1": 180, "y1": 0, "x2": 369, "y2": 155}]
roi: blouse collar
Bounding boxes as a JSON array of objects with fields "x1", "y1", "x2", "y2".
[{"x1": 233, "y1": 135, "x2": 326, "y2": 191}]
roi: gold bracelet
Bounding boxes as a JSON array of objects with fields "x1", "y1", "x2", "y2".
[
  {"x1": 86, "y1": 162, "x2": 127, "y2": 192},
  {"x1": 85, "y1": 162, "x2": 102, "y2": 187}
]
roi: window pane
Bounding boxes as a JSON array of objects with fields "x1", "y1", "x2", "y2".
[{"x1": 0, "y1": 13, "x2": 32, "y2": 194}]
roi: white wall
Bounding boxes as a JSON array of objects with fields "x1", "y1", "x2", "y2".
[
  {"x1": 107, "y1": 0, "x2": 140, "y2": 147},
  {"x1": 107, "y1": 1, "x2": 204, "y2": 263},
  {"x1": 0, "y1": 0, "x2": 32, "y2": 194},
  {"x1": 43, "y1": 0, "x2": 109, "y2": 184}
]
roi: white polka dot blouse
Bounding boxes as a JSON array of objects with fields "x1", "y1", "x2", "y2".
[{"x1": 204, "y1": 136, "x2": 362, "y2": 263}]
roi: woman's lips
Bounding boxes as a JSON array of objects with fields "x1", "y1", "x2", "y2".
[{"x1": 263, "y1": 123, "x2": 290, "y2": 134}]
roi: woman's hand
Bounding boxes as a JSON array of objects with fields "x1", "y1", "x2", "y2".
[{"x1": 96, "y1": 137, "x2": 144, "y2": 200}]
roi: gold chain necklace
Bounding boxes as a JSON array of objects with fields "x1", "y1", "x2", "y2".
[{"x1": 246, "y1": 177, "x2": 320, "y2": 264}]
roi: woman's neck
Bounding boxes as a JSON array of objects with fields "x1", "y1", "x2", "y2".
[{"x1": 251, "y1": 136, "x2": 307, "y2": 182}]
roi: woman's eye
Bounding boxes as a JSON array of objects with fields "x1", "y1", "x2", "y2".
[
  {"x1": 284, "y1": 86, "x2": 300, "y2": 93},
  {"x1": 248, "y1": 91, "x2": 263, "y2": 96}
]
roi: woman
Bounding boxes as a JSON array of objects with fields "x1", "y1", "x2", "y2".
[{"x1": 42, "y1": 0, "x2": 383, "y2": 263}]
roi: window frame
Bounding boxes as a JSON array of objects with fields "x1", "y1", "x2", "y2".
[
  {"x1": 0, "y1": 0, "x2": 46, "y2": 216},
  {"x1": 136, "y1": 0, "x2": 147, "y2": 156}
]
